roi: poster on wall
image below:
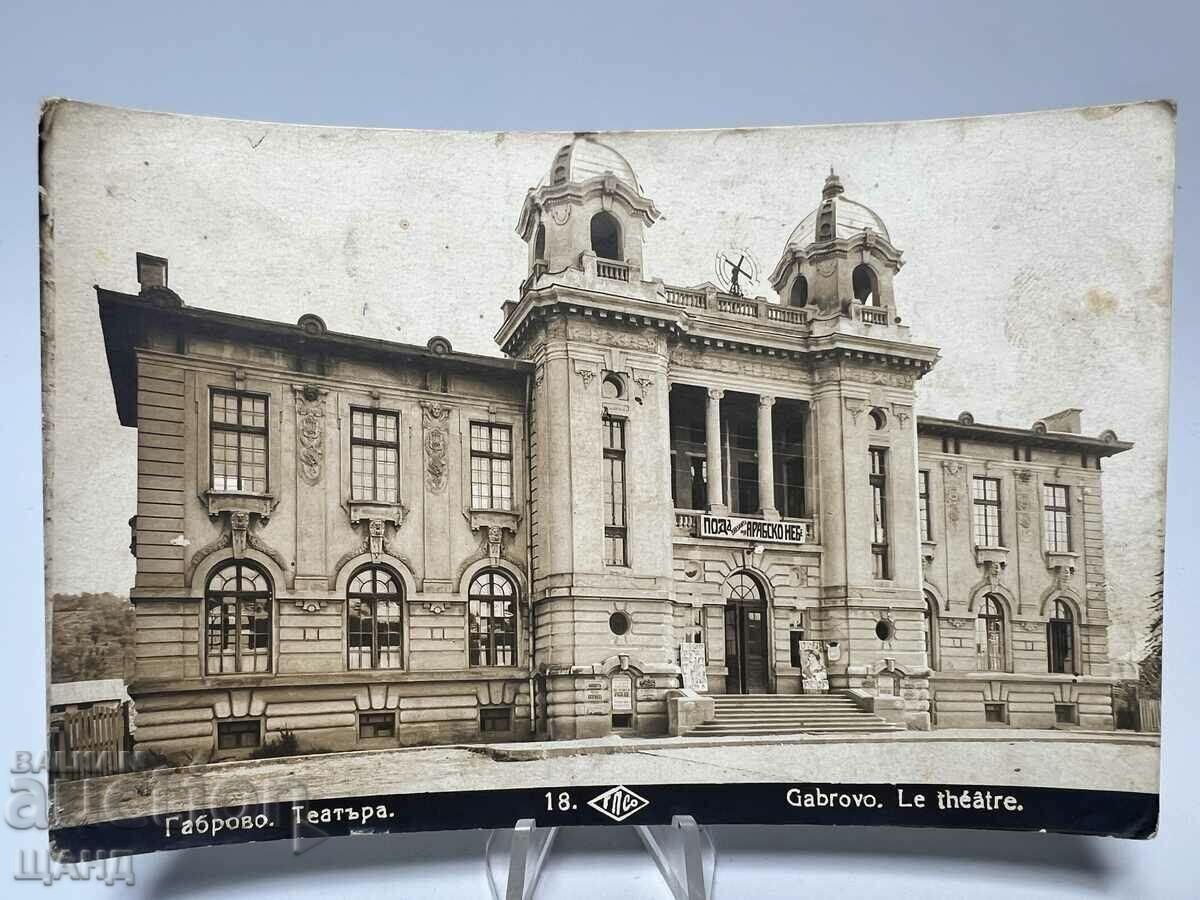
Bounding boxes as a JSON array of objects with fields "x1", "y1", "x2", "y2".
[
  {"x1": 40, "y1": 100, "x2": 1170, "y2": 858},
  {"x1": 679, "y1": 643, "x2": 709, "y2": 692},
  {"x1": 798, "y1": 641, "x2": 830, "y2": 693}
]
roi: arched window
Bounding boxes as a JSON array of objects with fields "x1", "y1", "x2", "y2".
[
  {"x1": 534, "y1": 224, "x2": 546, "y2": 261},
  {"x1": 601, "y1": 374, "x2": 624, "y2": 400},
  {"x1": 1047, "y1": 599, "x2": 1076, "y2": 674},
  {"x1": 347, "y1": 565, "x2": 403, "y2": 670},
  {"x1": 977, "y1": 594, "x2": 1007, "y2": 671},
  {"x1": 789, "y1": 275, "x2": 808, "y2": 307},
  {"x1": 852, "y1": 264, "x2": 879, "y2": 305},
  {"x1": 469, "y1": 570, "x2": 517, "y2": 666},
  {"x1": 924, "y1": 591, "x2": 940, "y2": 671},
  {"x1": 205, "y1": 560, "x2": 272, "y2": 674},
  {"x1": 590, "y1": 212, "x2": 622, "y2": 260}
]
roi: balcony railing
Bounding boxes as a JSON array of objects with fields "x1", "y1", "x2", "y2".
[
  {"x1": 663, "y1": 287, "x2": 707, "y2": 309},
  {"x1": 860, "y1": 305, "x2": 890, "y2": 325},
  {"x1": 596, "y1": 259, "x2": 630, "y2": 282}
]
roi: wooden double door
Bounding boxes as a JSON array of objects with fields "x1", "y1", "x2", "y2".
[{"x1": 724, "y1": 599, "x2": 768, "y2": 694}]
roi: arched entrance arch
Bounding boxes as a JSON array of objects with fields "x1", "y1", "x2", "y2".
[{"x1": 723, "y1": 570, "x2": 769, "y2": 694}]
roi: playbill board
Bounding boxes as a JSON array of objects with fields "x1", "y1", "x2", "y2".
[{"x1": 38, "y1": 100, "x2": 1172, "y2": 858}]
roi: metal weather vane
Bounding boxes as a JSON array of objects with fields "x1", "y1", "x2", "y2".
[{"x1": 715, "y1": 247, "x2": 760, "y2": 297}]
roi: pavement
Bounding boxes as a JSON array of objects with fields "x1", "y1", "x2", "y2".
[{"x1": 52, "y1": 729, "x2": 1160, "y2": 829}]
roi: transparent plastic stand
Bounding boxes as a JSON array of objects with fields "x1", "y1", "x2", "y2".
[{"x1": 484, "y1": 816, "x2": 716, "y2": 900}]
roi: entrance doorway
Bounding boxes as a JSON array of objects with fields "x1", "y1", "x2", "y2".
[{"x1": 723, "y1": 571, "x2": 768, "y2": 694}]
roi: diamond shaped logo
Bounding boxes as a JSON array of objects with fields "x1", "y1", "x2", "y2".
[{"x1": 587, "y1": 785, "x2": 650, "y2": 822}]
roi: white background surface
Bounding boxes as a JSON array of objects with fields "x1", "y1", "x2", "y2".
[{"x1": 2, "y1": 1, "x2": 1196, "y2": 896}]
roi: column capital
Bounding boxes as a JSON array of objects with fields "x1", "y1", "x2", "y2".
[
  {"x1": 757, "y1": 394, "x2": 776, "y2": 408},
  {"x1": 706, "y1": 387, "x2": 725, "y2": 401}
]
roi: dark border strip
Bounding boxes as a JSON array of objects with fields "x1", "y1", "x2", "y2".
[{"x1": 52, "y1": 782, "x2": 1159, "y2": 858}]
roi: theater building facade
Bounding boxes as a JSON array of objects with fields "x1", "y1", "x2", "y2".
[{"x1": 97, "y1": 137, "x2": 1132, "y2": 760}]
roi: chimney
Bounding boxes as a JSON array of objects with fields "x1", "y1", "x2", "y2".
[
  {"x1": 1039, "y1": 408, "x2": 1082, "y2": 434},
  {"x1": 136, "y1": 253, "x2": 168, "y2": 292}
]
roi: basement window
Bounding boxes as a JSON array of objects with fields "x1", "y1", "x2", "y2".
[
  {"x1": 984, "y1": 702, "x2": 1008, "y2": 724},
  {"x1": 480, "y1": 707, "x2": 513, "y2": 734},
  {"x1": 1055, "y1": 703, "x2": 1079, "y2": 725},
  {"x1": 216, "y1": 719, "x2": 261, "y2": 750}
]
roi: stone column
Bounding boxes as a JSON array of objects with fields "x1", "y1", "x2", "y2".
[
  {"x1": 757, "y1": 395, "x2": 778, "y2": 519},
  {"x1": 705, "y1": 388, "x2": 727, "y2": 513}
]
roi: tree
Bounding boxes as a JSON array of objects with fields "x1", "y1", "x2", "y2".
[{"x1": 1138, "y1": 572, "x2": 1163, "y2": 698}]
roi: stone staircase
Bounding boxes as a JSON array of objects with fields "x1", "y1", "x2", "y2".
[{"x1": 685, "y1": 693, "x2": 905, "y2": 737}]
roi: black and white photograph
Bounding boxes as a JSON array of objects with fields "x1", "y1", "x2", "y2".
[{"x1": 37, "y1": 99, "x2": 1173, "y2": 859}]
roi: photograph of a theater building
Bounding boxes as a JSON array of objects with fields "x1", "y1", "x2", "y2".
[{"x1": 96, "y1": 137, "x2": 1133, "y2": 760}]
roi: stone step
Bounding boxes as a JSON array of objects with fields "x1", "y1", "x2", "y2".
[{"x1": 687, "y1": 723, "x2": 903, "y2": 735}]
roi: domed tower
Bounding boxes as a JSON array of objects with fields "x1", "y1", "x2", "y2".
[
  {"x1": 769, "y1": 170, "x2": 904, "y2": 327},
  {"x1": 515, "y1": 135, "x2": 662, "y2": 282}
]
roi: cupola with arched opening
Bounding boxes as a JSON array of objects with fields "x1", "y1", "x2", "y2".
[
  {"x1": 515, "y1": 135, "x2": 661, "y2": 286},
  {"x1": 768, "y1": 169, "x2": 904, "y2": 325}
]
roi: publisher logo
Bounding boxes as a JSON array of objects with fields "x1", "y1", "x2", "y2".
[{"x1": 587, "y1": 786, "x2": 649, "y2": 822}]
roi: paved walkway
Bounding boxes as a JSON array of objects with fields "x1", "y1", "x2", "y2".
[{"x1": 53, "y1": 729, "x2": 1159, "y2": 828}]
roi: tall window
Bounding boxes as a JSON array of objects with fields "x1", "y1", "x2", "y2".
[
  {"x1": 534, "y1": 224, "x2": 546, "y2": 260},
  {"x1": 470, "y1": 423, "x2": 513, "y2": 510},
  {"x1": 773, "y1": 399, "x2": 807, "y2": 519},
  {"x1": 205, "y1": 561, "x2": 272, "y2": 674},
  {"x1": 1043, "y1": 484, "x2": 1072, "y2": 553},
  {"x1": 350, "y1": 408, "x2": 399, "y2": 503},
  {"x1": 468, "y1": 570, "x2": 517, "y2": 666},
  {"x1": 603, "y1": 417, "x2": 628, "y2": 566},
  {"x1": 924, "y1": 592, "x2": 939, "y2": 670},
  {"x1": 918, "y1": 469, "x2": 932, "y2": 542},
  {"x1": 977, "y1": 595, "x2": 1007, "y2": 671},
  {"x1": 869, "y1": 448, "x2": 889, "y2": 579},
  {"x1": 972, "y1": 476, "x2": 1002, "y2": 546},
  {"x1": 590, "y1": 211, "x2": 621, "y2": 260},
  {"x1": 210, "y1": 390, "x2": 268, "y2": 493},
  {"x1": 347, "y1": 566, "x2": 403, "y2": 670},
  {"x1": 1047, "y1": 599, "x2": 1076, "y2": 674}
]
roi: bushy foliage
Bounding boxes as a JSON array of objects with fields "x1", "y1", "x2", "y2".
[
  {"x1": 50, "y1": 592, "x2": 135, "y2": 683},
  {"x1": 249, "y1": 729, "x2": 302, "y2": 759}
]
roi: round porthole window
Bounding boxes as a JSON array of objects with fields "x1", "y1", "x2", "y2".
[
  {"x1": 609, "y1": 611, "x2": 631, "y2": 636},
  {"x1": 875, "y1": 619, "x2": 896, "y2": 641}
]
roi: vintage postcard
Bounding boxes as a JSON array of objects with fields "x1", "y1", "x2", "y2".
[{"x1": 39, "y1": 100, "x2": 1173, "y2": 856}]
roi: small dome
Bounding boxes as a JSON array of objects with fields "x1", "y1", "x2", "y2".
[
  {"x1": 785, "y1": 170, "x2": 890, "y2": 247},
  {"x1": 548, "y1": 136, "x2": 641, "y2": 192}
]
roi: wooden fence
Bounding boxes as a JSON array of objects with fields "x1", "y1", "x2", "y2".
[{"x1": 57, "y1": 706, "x2": 128, "y2": 779}]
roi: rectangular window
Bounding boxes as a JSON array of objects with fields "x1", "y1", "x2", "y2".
[
  {"x1": 350, "y1": 408, "x2": 400, "y2": 503},
  {"x1": 611, "y1": 713, "x2": 634, "y2": 729},
  {"x1": 1055, "y1": 703, "x2": 1079, "y2": 725},
  {"x1": 1043, "y1": 483, "x2": 1072, "y2": 553},
  {"x1": 972, "y1": 476, "x2": 1002, "y2": 547},
  {"x1": 603, "y1": 417, "x2": 628, "y2": 566},
  {"x1": 470, "y1": 423, "x2": 513, "y2": 510},
  {"x1": 358, "y1": 712, "x2": 396, "y2": 739},
  {"x1": 869, "y1": 448, "x2": 889, "y2": 579},
  {"x1": 216, "y1": 719, "x2": 261, "y2": 750},
  {"x1": 468, "y1": 583, "x2": 517, "y2": 668},
  {"x1": 789, "y1": 629, "x2": 806, "y2": 668},
  {"x1": 210, "y1": 390, "x2": 268, "y2": 493},
  {"x1": 479, "y1": 706, "x2": 513, "y2": 733},
  {"x1": 983, "y1": 702, "x2": 1008, "y2": 724},
  {"x1": 347, "y1": 597, "x2": 403, "y2": 670},
  {"x1": 918, "y1": 469, "x2": 931, "y2": 542},
  {"x1": 684, "y1": 608, "x2": 704, "y2": 645}
]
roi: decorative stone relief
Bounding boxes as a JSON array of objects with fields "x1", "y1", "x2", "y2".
[
  {"x1": 574, "y1": 362, "x2": 597, "y2": 389},
  {"x1": 844, "y1": 398, "x2": 865, "y2": 424},
  {"x1": 368, "y1": 519, "x2": 386, "y2": 561},
  {"x1": 422, "y1": 600, "x2": 449, "y2": 615},
  {"x1": 891, "y1": 403, "x2": 912, "y2": 427},
  {"x1": 487, "y1": 525, "x2": 503, "y2": 562},
  {"x1": 1014, "y1": 468, "x2": 1035, "y2": 531},
  {"x1": 419, "y1": 401, "x2": 450, "y2": 493},
  {"x1": 942, "y1": 460, "x2": 965, "y2": 525},
  {"x1": 230, "y1": 511, "x2": 251, "y2": 558},
  {"x1": 550, "y1": 203, "x2": 571, "y2": 226},
  {"x1": 295, "y1": 384, "x2": 326, "y2": 485}
]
